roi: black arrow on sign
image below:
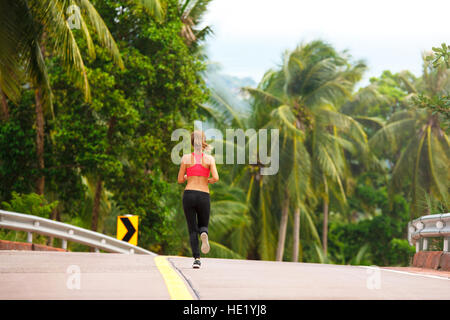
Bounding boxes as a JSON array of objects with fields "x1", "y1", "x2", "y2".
[{"x1": 120, "y1": 217, "x2": 136, "y2": 242}]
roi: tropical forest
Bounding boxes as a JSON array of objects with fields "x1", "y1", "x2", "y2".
[{"x1": 0, "y1": 0, "x2": 449, "y2": 267}]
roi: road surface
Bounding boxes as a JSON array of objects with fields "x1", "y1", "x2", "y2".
[{"x1": 0, "y1": 251, "x2": 449, "y2": 300}]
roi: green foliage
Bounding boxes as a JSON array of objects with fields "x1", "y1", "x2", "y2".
[
  {"x1": 0, "y1": 0, "x2": 446, "y2": 267},
  {"x1": 1, "y1": 192, "x2": 58, "y2": 218},
  {"x1": 414, "y1": 43, "x2": 450, "y2": 133},
  {"x1": 368, "y1": 53, "x2": 450, "y2": 218},
  {"x1": 413, "y1": 94, "x2": 449, "y2": 133},
  {"x1": 0, "y1": 0, "x2": 164, "y2": 107},
  {"x1": 425, "y1": 43, "x2": 450, "y2": 68},
  {"x1": 387, "y1": 238, "x2": 416, "y2": 266},
  {"x1": 342, "y1": 70, "x2": 410, "y2": 121},
  {"x1": 0, "y1": 0, "x2": 208, "y2": 254},
  {"x1": 328, "y1": 215, "x2": 415, "y2": 266},
  {"x1": 327, "y1": 185, "x2": 414, "y2": 266},
  {"x1": 0, "y1": 92, "x2": 37, "y2": 199}
]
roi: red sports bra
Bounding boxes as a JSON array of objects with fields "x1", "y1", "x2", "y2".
[{"x1": 186, "y1": 152, "x2": 210, "y2": 177}]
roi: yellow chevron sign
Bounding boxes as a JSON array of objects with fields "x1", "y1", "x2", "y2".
[{"x1": 117, "y1": 215, "x2": 138, "y2": 246}]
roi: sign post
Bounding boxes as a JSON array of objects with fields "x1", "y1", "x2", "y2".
[{"x1": 117, "y1": 215, "x2": 138, "y2": 246}]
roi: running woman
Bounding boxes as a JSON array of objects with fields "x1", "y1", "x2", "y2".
[{"x1": 178, "y1": 130, "x2": 219, "y2": 269}]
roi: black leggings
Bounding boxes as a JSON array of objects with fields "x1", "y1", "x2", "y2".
[{"x1": 182, "y1": 190, "x2": 210, "y2": 258}]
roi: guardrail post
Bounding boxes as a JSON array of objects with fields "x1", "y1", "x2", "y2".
[
  {"x1": 62, "y1": 239, "x2": 67, "y2": 250},
  {"x1": 94, "y1": 248, "x2": 99, "y2": 253},
  {"x1": 444, "y1": 237, "x2": 449, "y2": 252},
  {"x1": 407, "y1": 222, "x2": 412, "y2": 245},
  {"x1": 415, "y1": 239, "x2": 422, "y2": 253},
  {"x1": 422, "y1": 238, "x2": 428, "y2": 251},
  {"x1": 27, "y1": 232, "x2": 33, "y2": 243}
]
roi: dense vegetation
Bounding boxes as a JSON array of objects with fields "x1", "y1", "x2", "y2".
[{"x1": 0, "y1": 1, "x2": 448, "y2": 266}]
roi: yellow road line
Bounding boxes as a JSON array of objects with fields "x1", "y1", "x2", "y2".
[{"x1": 154, "y1": 256, "x2": 194, "y2": 300}]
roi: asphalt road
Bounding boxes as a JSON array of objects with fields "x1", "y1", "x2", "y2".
[{"x1": 0, "y1": 251, "x2": 449, "y2": 300}]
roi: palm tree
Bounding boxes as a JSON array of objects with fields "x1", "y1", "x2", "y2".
[
  {"x1": 245, "y1": 40, "x2": 370, "y2": 259},
  {"x1": 202, "y1": 41, "x2": 370, "y2": 261},
  {"x1": 372, "y1": 54, "x2": 449, "y2": 218},
  {"x1": 370, "y1": 55, "x2": 449, "y2": 219},
  {"x1": 178, "y1": 0, "x2": 213, "y2": 49},
  {"x1": 200, "y1": 65, "x2": 278, "y2": 260},
  {"x1": 371, "y1": 108, "x2": 450, "y2": 218},
  {"x1": 0, "y1": 0, "x2": 164, "y2": 195},
  {"x1": 81, "y1": 174, "x2": 120, "y2": 236},
  {"x1": 204, "y1": 54, "x2": 317, "y2": 262}
]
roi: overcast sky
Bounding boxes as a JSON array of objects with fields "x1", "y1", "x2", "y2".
[{"x1": 201, "y1": 0, "x2": 450, "y2": 86}]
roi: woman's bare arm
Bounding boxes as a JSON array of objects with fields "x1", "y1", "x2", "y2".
[
  {"x1": 208, "y1": 156, "x2": 219, "y2": 184},
  {"x1": 177, "y1": 156, "x2": 188, "y2": 184}
]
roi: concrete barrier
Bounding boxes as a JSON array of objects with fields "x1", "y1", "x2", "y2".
[
  {"x1": 32, "y1": 243, "x2": 66, "y2": 252},
  {"x1": 0, "y1": 240, "x2": 32, "y2": 251},
  {"x1": 412, "y1": 251, "x2": 450, "y2": 271},
  {"x1": 0, "y1": 240, "x2": 66, "y2": 252},
  {"x1": 440, "y1": 252, "x2": 450, "y2": 271}
]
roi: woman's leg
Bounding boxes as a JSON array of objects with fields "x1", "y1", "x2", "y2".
[
  {"x1": 182, "y1": 191, "x2": 200, "y2": 259},
  {"x1": 195, "y1": 192, "x2": 210, "y2": 236}
]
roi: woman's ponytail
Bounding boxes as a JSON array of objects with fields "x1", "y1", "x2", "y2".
[{"x1": 191, "y1": 130, "x2": 210, "y2": 152}]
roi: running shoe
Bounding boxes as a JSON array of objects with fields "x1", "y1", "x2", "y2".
[
  {"x1": 192, "y1": 258, "x2": 201, "y2": 269},
  {"x1": 200, "y1": 232, "x2": 210, "y2": 254}
]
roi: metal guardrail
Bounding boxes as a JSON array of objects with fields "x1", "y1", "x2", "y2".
[
  {"x1": 0, "y1": 210, "x2": 156, "y2": 255},
  {"x1": 408, "y1": 213, "x2": 450, "y2": 253}
]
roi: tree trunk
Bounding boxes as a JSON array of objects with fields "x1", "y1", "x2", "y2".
[
  {"x1": 35, "y1": 88, "x2": 45, "y2": 195},
  {"x1": 276, "y1": 189, "x2": 289, "y2": 261},
  {"x1": 89, "y1": 117, "x2": 115, "y2": 251},
  {"x1": 46, "y1": 207, "x2": 58, "y2": 246},
  {"x1": 292, "y1": 207, "x2": 300, "y2": 262},
  {"x1": 89, "y1": 179, "x2": 103, "y2": 252},
  {"x1": 322, "y1": 177, "x2": 329, "y2": 256},
  {"x1": 91, "y1": 179, "x2": 103, "y2": 232},
  {"x1": 0, "y1": 88, "x2": 9, "y2": 121}
]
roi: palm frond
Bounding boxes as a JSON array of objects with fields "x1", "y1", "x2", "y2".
[
  {"x1": 354, "y1": 116, "x2": 385, "y2": 129},
  {"x1": 258, "y1": 182, "x2": 276, "y2": 260},
  {"x1": 133, "y1": 0, "x2": 165, "y2": 21},
  {"x1": 189, "y1": 0, "x2": 213, "y2": 22},
  {"x1": 209, "y1": 240, "x2": 244, "y2": 259},
  {"x1": 244, "y1": 86, "x2": 284, "y2": 106},
  {"x1": 44, "y1": 0, "x2": 90, "y2": 101},
  {"x1": 78, "y1": 13, "x2": 96, "y2": 59},
  {"x1": 412, "y1": 128, "x2": 427, "y2": 216},
  {"x1": 314, "y1": 243, "x2": 332, "y2": 264},
  {"x1": 0, "y1": 0, "x2": 52, "y2": 105},
  {"x1": 75, "y1": 0, "x2": 124, "y2": 69},
  {"x1": 369, "y1": 118, "x2": 416, "y2": 153},
  {"x1": 207, "y1": 86, "x2": 247, "y2": 129},
  {"x1": 269, "y1": 105, "x2": 304, "y2": 138},
  {"x1": 398, "y1": 71, "x2": 418, "y2": 94},
  {"x1": 427, "y1": 127, "x2": 449, "y2": 204},
  {"x1": 351, "y1": 244, "x2": 370, "y2": 265}
]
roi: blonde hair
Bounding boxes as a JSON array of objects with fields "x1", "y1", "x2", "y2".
[{"x1": 191, "y1": 130, "x2": 209, "y2": 151}]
